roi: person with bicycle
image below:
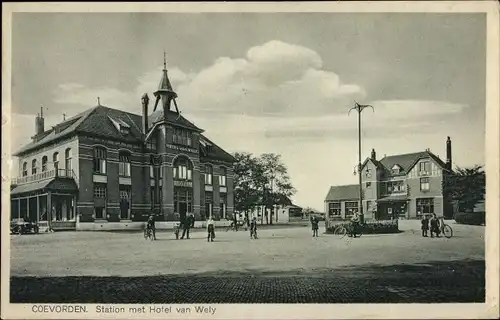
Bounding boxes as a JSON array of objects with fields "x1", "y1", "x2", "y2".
[
  {"x1": 250, "y1": 217, "x2": 258, "y2": 239},
  {"x1": 146, "y1": 214, "x2": 156, "y2": 240},
  {"x1": 349, "y1": 211, "x2": 360, "y2": 238}
]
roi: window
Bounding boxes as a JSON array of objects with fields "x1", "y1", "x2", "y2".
[
  {"x1": 345, "y1": 201, "x2": 359, "y2": 217},
  {"x1": 118, "y1": 151, "x2": 131, "y2": 177},
  {"x1": 205, "y1": 165, "x2": 213, "y2": 185},
  {"x1": 53, "y1": 152, "x2": 59, "y2": 170},
  {"x1": 42, "y1": 156, "x2": 48, "y2": 172},
  {"x1": 220, "y1": 193, "x2": 227, "y2": 219},
  {"x1": 65, "y1": 148, "x2": 72, "y2": 172},
  {"x1": 328, "y1": 202, "x2": 341, "y2": 216},
  {"x1": 94, "y1": 184, "x2": 107, "y2": 198},
  {"x1": 205, "y1": 192, "x2": 213, "y2": 219},
  {"x1": 366, "y1": 200, "x2": 374, "y2": 212},
  {"x1": 219, "y1": 167, "x2": 227, "y2": 186},
  {"x1": 31, "y1": 159, "x2": 37, "y2": 175},
  {"x1": 93, "y1": 147, "x2": 107, "y2": 174},
  {"x1": 384, "y1": 181, "x2": 406, "y2": 194},
  {"x1": 173, "y1": 128, "x2": 192, "y2": 147},
  {"x1": 416, "y1": 198, "x2": 434, "y2": 217},
  {"x1": 420, "y1": 177, "x2": 430, "y2": 191},
  {"x1": 149, "y1": 165, "x2": 155, "y2": 179},
  {"x1": 173, "y1": 157, "x2": 193, "y2": 180},
  {"x1": 174, "y1": 189, "x2": 193, "y2": 214},
  {"x1": 150, "y1": 186, "x2": 155, "y2": 209},
  {"x1": 419, "y1": 161, "x2": 430, "y2": 174},
  {"x1": 22, "y1": 162, "x2": 28, "y2": 177},
  {"x1": 147, "y1": 137, "x2": 157, "y2": 151}
]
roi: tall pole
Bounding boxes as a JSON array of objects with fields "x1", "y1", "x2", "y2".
[{"x1": 349, "y1": 102, "x2": 374, "y2": 224}]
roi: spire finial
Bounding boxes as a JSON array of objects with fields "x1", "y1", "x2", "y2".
[
  {"x1": 163, "y1": 50, "x2": 167, "y2": 70},
  {"x1": 97, "y1": 97, "x2": 101, "y2": 106}
]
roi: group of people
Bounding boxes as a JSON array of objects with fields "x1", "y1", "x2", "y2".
[
  {"x1": 144, "y1": 213, "x2": 259, "y2": 242},
  {"x1": 420, "y1": 213, "x2": 445, "y2": 238}
]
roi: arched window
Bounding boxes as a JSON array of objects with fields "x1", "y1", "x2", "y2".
[
  {"x1": 204, "y1": 164, "x2": 213, "y2": 185},
  {"x1": 65, "y1": 148, "x2": 72, "y2": 171},
  {"x1": 31, "y1": 159, "x2": 37, "y2": 175},
  {"x1": 173, "y1": 157, "x2": 193, "y2": 181},
  {"x1": 93, "y1": 147, "x2": 107, "y2": 174},
  {"x1": 53, "y1": 152, "x2": 59, "y2": 170},
  {"x1": 42, "y1": 156, "x2": 48, "y2": 172},
  {"x1": 219, "y1": 167, "x2": 227, "y2": 186},
  {"x1": 22, "y1": 162, "x2": 28, "y2": 177},
  {"x1": 118, "y1": 151, "x2": 131, "y2": 177}
]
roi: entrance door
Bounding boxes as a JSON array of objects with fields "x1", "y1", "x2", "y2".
[{"x1": 119, "y1": 188, "x2": 131, "y2": 220}]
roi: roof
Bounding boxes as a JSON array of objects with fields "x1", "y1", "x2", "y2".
[
  {"x1": 376, "y1": 195, "x2": 409, "y2": 203},
  {"x1": 325, "y1": 184, "x2": 359, "y2": 201},
  {"x1": 148, "y1": 109, "x2": 203, "y2": 132},
  {"x1": 199, "y1": 134, "x2": 237, "y2": 164},
  {"x1": 11, "y1": 178, "x2": 78, "y2": 196},
  {"x1": 377, "y1": 151, "x2": 449, "y2": 176}
]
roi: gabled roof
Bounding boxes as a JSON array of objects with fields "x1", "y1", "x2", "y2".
[
  {"x1": 325, "y1": 184, "x2": 359, "y2": 202},
  {"x1": 199, "y1": 134, "x2": 237, "y2": 164},
  {"x1": 378, "y1": 151, "x2": 448, "y2": 176}
]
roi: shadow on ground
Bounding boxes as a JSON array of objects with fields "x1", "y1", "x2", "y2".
[{"x1": 10, "y1": 259, "x2": 484, "y2": 304}]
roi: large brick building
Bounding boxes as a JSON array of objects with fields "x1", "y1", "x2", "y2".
[
  {"x1": 324, "y1": 137, "x2": 455, "y2": 220},
  {"x1": 10, "y1": 61, "x2": 236, "y2": 230}
]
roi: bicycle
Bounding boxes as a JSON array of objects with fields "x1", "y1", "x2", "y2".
[
  {"x1": 333, "y1": 223, "x2": 363, "y2": 239},
  {"x1": 144, "y1": 227, "x2": 155, "y2": 241},
  {"x1": 440, "y1": 223, "x2": 453, "y2": 238}
]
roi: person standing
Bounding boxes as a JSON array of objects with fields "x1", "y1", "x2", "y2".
[
  {"x1": 146, "y1": 214, "x2": 157, "y2": 240},
  {"x1": 250, "y1": 217, "x2": 258, "y2": 239},
  {"x1": 180, "y1": 214, "x2": 191, "y2": 240},
  {"x1": 421, "y1": 215, "x2": 429, "y2": 237},
  {"x1": 430, "y1": 213, "x2": 440, "y2": 238},
  {"x1": 233, "y1": 214, "x2": 239, "y2": 231},
  {"x1": 207, "y1": 216, "x2": 215, "y2": 242},
  {"x1": 311, "y1": 215, "x2": 319, "y2": 237}
]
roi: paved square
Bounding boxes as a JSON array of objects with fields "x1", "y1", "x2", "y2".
[{"x1": 10, "y1": 224, "x2": 485, "y2": 303}]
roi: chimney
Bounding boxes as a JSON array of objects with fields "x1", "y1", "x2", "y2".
[
  {"x1": 35, "y1": 106, "x2": 45, "y2": 136},
  {"x1": 141, "y1": 93, "x2": 149, "y2": 138},
  {"x1": 446, "y1": 136, "x2": 452, "y2": 170},
  {"x1": 371, "y1": 148, "x2": 376, "y2": 161}
]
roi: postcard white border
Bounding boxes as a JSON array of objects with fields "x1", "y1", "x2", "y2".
[{"x1": 1, "y1": 1, "x2": 499, "y2": 319}]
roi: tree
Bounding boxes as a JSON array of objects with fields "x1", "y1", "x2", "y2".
[
  {"x1": 257, "y1": 153, "x2": 296, "y2": 225},
  {"x1": 443, "y1": 165, "x2": 486, "y2": 214},
  {"x1": 233, "y1": 152, "x2": 263, "y2": 223}
]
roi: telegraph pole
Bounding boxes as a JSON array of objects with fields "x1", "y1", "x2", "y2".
[{"x1": 348, "y1": 101, "x2": 374, "y2": 224}]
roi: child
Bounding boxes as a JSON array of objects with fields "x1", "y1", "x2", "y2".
[
  {"x1": 250, "y1": 217, "x2": 258, "y2": 239},
  {"x1": 311, "y1": 215, "x2": 319, "y2": 237},
  {"x1": 421, "y1": 215, "x2": 429, "y2": 237},
  {"x1": 207, "y1": 216, "x2": 215, "y2": 242},
  {"x1": 146, "y1": 215, "x2": 156, "y2": 240}
]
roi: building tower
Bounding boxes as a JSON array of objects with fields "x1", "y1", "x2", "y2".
[{"x1": 153, "y1": 51, "x2": 180, "y2": 122}]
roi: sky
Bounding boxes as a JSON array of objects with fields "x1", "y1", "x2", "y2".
[{"x1": 9, "y1": 13, "x2": 486, "y2": 211}]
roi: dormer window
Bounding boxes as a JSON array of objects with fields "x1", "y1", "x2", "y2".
[
  {"x1": 108, "y1": 116, "x2": 131, "y2": 135},
  {"x1": 391, "y1": 164, "x2": 401, "y2": 175}
]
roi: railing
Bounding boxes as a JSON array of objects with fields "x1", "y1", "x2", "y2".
[{"x1": 11, "y1": 169, "x2": 76, "y2": 185}]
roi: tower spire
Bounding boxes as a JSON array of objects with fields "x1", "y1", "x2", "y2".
[{"x1": 153, "y1": 51, "x2": 179, "y2": 115}]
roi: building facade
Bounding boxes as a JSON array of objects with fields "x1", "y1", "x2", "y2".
[
  {"x1": 11, "y1": 61, "x2": 236, "y2": 230},
  {"x1": 324, "y1": 137, "x2": 455, "y2": 220}
]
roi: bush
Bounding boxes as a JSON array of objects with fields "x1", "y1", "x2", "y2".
[
  {"x1": 325, "y1": 219, "x2": 399, "y2": 234},
  {"x1": 454, "y1": 211, "x2": 485, "y2": 226}
]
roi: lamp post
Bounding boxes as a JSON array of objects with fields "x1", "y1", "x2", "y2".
[{"x1": 349, "y1": 101, "x2": 374, "y2": 224}]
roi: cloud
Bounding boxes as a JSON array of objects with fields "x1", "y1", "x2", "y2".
[{"x1": 52, "y1": 40, "x2": 366, "y2": 118}]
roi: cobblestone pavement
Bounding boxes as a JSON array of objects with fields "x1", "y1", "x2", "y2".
[{"x1": 10, "y1": 224, "x2": 485, "y2": 303}]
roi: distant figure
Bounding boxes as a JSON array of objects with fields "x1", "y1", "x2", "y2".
[
  {"x1": 349, "y1": 211, "x2": 361, "y2": 238},
  {"x1": 180, "y1": 214, "x2": 192, "y2": 240},
  {"x1": 250, "y1": 217, "x2": 258, "y2": 239},
  {"x1": 421, "y1": 215, "x2": 429, "y2": 237},
  {"x1": 232, "y1": 214, "x2": 239, "y2": 231},
  {"x1": 311, "y1": 215, "x2": 319, "y2": 237},
  {"x1": 207, "y1": 216, "x2": 215, "y2": 242},
  {"x1": 430, "y1": 213, "x2": 441, "y2": 238},
  {"x1": 146, "y1": 214, "x2": 157, "y2": 240},
  {"x1": 190, "y1": 213, "x2": 195, "y2": 228}
]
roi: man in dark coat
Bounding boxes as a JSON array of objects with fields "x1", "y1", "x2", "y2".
[
  {"x1": 430, "y1": 213, "x2": 441, "y2": 238},
  {"x1": 180, "y1": 214, "x2": 192, "y2": 240},
  {"x1": 421, "y1": 215, "x2": 429, "y2": 237},
  {"x1": 311, "y1": 215, "x2": 319, "y2": 237}
]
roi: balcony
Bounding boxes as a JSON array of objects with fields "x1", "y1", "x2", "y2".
[{"x1": 12, "y1": 169, "x2": 76, "y2": 186}]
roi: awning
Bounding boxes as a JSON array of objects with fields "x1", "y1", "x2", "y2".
[
  {"x1": 11, "y1": 178, "x2": 78, "y2": 196},
  {"x1": 376, "y1": 195, "x2": 409, "y2": 203}
]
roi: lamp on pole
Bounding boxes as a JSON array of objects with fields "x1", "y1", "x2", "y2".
[{"x1": 349, "y1": 101, "x2": 374, "y2": 224}]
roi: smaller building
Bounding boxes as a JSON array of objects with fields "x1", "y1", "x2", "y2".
[{"x1": 324, "y1": 185, "x2": 360, "y2": 220}]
